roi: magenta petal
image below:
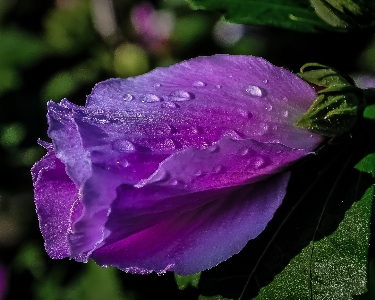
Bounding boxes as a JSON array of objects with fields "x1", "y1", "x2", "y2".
[
  {"x1": 99, "y1": 138, "x2": 310, "y2": 248},
  {"x1": 86, "y1": 55, "x2": 323, "y2": 150},
  {"x1": 31, "y1": 151, "x2": 82, "y2": 259},
  {"x1": 32, "y1": 55, "x2": 324, "y2": 274},
  {"x1": 92, "y1": 172, "x2": 290, "y2": 275}
]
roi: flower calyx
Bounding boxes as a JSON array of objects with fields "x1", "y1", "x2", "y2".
[{"x1": 295, "y1": 63, "x2": 365, "y2": 137}]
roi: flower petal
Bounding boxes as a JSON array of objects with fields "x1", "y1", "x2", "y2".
[
  {"x1": 35, "y1": 55, "x2": 323, "y2": 272},
  {"x1": 86, "y1": 55, "x2": 323, "y2": 150},
  {"x1": 31, "y1": 151, "x2": 82, "y2": 259},
  {"x1": 92, "y1": 172, "x2": 290, "y2": 275},
  {"x1": 99, "y1": 138, "x2": 310, "y2": 248}
]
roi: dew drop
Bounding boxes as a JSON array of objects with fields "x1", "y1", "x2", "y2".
[
  {"x1": 193, "y1": 81, "x2": 206, "y2": 87},
  {"x1": 252, "y1": 157, "x2": 266, "y2": 169},
  {"x1": 194, "y1": 170, "x2": 203, "y2": 177},
  {"x1": 161, "y1": 101, "x2": 178, "y2": 108},
  {"x1": 190, "y1": 126, "x2": 199, "y2": 134},
  {"x1": 272, "y1": 125, "x2": 278, "y2": 130},
  {"x1": 265, "y1": 103, "x2": 273, "y2": 111},
  {"x1": 116, "y1": 159, "x2": 130, "y2": 168},
  {"x1": 245, "y1": 85, "x2": 264, "y2": 97},
  {"x1": 240, "y1": 148, "x2": 249, "y2": 156},
  {"x1": 263, "y1": 79, "x2": 268, "y2": 84},
  {"x1": 213, "y1": 165, "x2": 224, "y2": 173},
  {"x1": 261, "y1": 123, "x2": 269, "y2": 131},
  {"x1": 208, "y1": 144, "x2": 219, "y2": 153},
  {"x1": 113, "y1": 140, "x2": 136, "y2": 153},
  {"x1": 169, "y1": 90, "x2": 192, "y2": 102},
  {"x1": 123, "y1": 93, "x2": 134, "y2": 102},
  {"x1": 153, "y1": 83, "x2": 162, "y2": 87},
  {"x1": 141, "y1": 93, "x2": 161, "y2": 102},
  {"x1": 170, "y1": 179, "x2": 179, "y2": 186},
  {"x1": 254, "y1": 123, "x2": 269, "y2": 136},
  {"x1": 216, "y1": 84, "x2": 222, "y2": 88},
  {"x1": 282, "y1": 110, "x2": 289, "y2": 117},
  {"x1": 238, "y1": 108, "x2": 253, "y2": 119}
]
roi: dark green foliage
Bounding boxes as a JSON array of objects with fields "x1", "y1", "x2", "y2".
[
  {"x1": 188, "y1": 0, "x2": 334, "y2": 32},
  {"x1": 197, "y1": 118, "x2": 375, "y2": 299}
]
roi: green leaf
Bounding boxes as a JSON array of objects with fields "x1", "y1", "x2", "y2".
[
  {"x1": 355, "y1": 153, "x2": 375, "y2": 178},
  {"x1": 254, "y1": 151, "x2": 375, "y2": 299},
  {"x1": 187, "y1": 0, "x2": 335, "y2": 32},
  {"x1": 364, "y1": 105, "x2": 375, "y2": 119},
  {"x1": 310, "y1": 0, "x2": 375, "y2": 29},
  {"x1": 175, "y1": 273, "x2": 201, "y2": 290},
  {"x1": 255, "y1": 182, "x2": 374, "y2": 299},
  {"x1": 298, "y1": 63, "x2": 354, "y2": 87},
  {"x1": 65, "y1": 261, "x2": 127, "y2": 300}
]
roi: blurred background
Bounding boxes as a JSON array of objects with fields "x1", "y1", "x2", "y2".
[{"x1": 0, "y1": 0, "x2": 375, "y2": 299}]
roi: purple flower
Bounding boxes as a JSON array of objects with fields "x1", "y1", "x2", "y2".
[{"x1": 31, "y1": 55, "x2": 323, "y2": 275}]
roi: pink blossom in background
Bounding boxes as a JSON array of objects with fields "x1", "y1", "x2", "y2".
[{"x1": 131, "y1": 2, "x2": 174, "y2": 53}]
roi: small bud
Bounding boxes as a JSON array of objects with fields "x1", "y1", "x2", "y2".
[{"x1": 296, "y1": 63, "x2": 364, "y2": 137}]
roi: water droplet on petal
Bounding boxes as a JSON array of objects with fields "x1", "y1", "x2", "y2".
[
  {"x1": 216, "y1": 84, "x2": 222, "y2": 88},
  {"x1": 240, "y1": 148, "x2": 249, "y2": 156},
  {"x1": 194, "y1": 170, "x2": 203, "y2": 177},
  {"x1": 263, "y1": 79, "x2": 268, "y2": 84},
  {"x1": 238, "y1": 108, "x2": 253, "y2": 119},
  {"x1": 208, "y1": 144, "x2": 219, "y2": 153},
  {"x1": 141, "y1": 94, "x2": 161, "y2": 102},
  {"x1": 265, "y1": 103, "x2": 273, "y2": 111},
  {"x1": 252, "y1": 157, "x2": 266, "y2": 169},
  {"x1": 169, "y1": 90, "x2": 192, "y2": 101},
  {"x1": 193, "y1": 81, "x2": 206, "y2": 87},
  {"x1": 213, "y1": 165, "x2": 224, "y2": 173},
  {"x1": 170, "y1": 179, "x2": 180, "y2": 186},
  {"x1": 261, "y1": 123, "x2": 269, "y2": 131},
  {"x1": 161, "y1": 101, "x2": 178, "y2": 108},
  {"x1": 123, "y1": 93, "x2": 134, "y2": 101},
  {"x1": 282, "y1": 110, "x2": 289, "y2": 117},
  {"x1": 190, "y1": 126, "x2": 199, "y2": 134},
  {"x1": 245, "y1": 85, "x2": 264, "y2": 97},
  {"x1": 116, "y1": 159, "x2": 130, "y2": 168},
  {"x1": 113, "y1": 140, "x2": 136, "y2": 153},
  {"x1": 272, "y1": 125, "x2": 278, "y2": 130},
  {"x1": 153, "y1": 83, "x2": 162, "y2": 87}
]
